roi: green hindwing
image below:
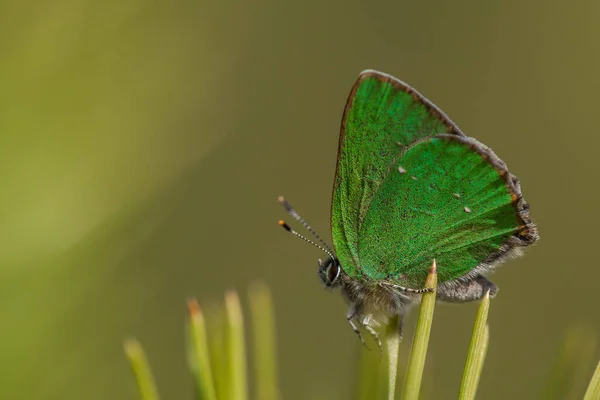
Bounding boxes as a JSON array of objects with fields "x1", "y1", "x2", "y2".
[
  {"x1": 359, "y1": 134, "x2": 532, "y2": 287},
  {"x1": 331, "y1": 70, "x2": 464, "y2": 279}
]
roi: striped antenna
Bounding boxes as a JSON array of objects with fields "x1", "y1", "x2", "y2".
[
  {"x1": 278, "y1": 220, "x2": 335, "y2": 259},
  {"x1": 277, "y1": 196, "x2": 335, "y2": 256}
]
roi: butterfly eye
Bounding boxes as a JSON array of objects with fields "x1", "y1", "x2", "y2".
[
  {"x1": 326, "y1": 263, "x2": 341, "y2": 286},
  {"x1": 318, "y1": 258, "x2": 341, "y2": 288}
]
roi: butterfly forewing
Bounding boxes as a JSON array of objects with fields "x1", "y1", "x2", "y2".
[{"x1": 331, "y1": 71, "x2": 465, "y2": 279}]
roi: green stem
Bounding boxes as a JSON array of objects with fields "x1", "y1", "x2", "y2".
[
  {"x1": 188, "y1": 299, "x2": 218, "y2": 400},
  {"x1": 401, "y1": 260, "x2": 438, "y2": 400},
  {"x1": 225, "y1": 289, "x2": 248, "y2": 400},
  {"x1": 386, "y1": 315, "x2": 402, "y2": 400},
  {"x1": 124, "y1": 339, "x2": 160, "y2": 400},
  {"x1": 541, "y1": 326, "x2": 596, "y2": 399},
  {"x1": 249, "y1": 282, "x2": 280, "y2": 400},
  {"x1": 583, "y1": 360, "x2": 600, "y2": 400},
  {"x1": 458, "y1": 291, "x2": 491, "y2": 400}
]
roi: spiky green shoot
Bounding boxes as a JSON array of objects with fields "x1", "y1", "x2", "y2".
[
  {"x1": 124, "y1": 339, "x2": 160, "y2": 400},
  {"x1": 401, "y1": 259, "x2": 438, "y2": 400},
  {"x1": 249, "y1": 282, "x2": 280, "y2": 400},
  {"x1": 459, "y1": 290, "x2": 491, "y2": 400},
  {"x1": 187, "y1": 299, "x2": 218, "y2": 400},
  {"x1": 225, "y1": 290, "x2": 248, "y2": 400},
  {"x1": 583, "y1": 360, "x2": 600, "y2": 400}
]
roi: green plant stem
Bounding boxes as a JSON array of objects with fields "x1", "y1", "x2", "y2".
[
  {"x1": 188, "y1": 299, "x2": 218, "y2": 400},
  {"x1": 124, "y1": 339, "x2": 160, "y2": 400},
  {"x1": 356, "y1": 341, "x2": 386, "y2": 400},
  {"x1": 249, "y1": 282, "x2": 280, "y2": 400},
  {"x1": 225, "y1": 289, "x2": 248, "y2": 400},
  {"x1": 541, "y1": 325, "x2": 597, "y2": 399},
  {"x1": 205, "y1": 304, "x2": 228, "y2": 399},
  {"x1": 583, "y1": 360, "x2": 600, "y2": 400},
  {"x1": 386, "y1": 315, "x2": 402, "y2": 400},
  {"x1": 458, "y1": 290, "x2": 491, "y2": 400},
  {"x1": 401, "y1": 259, "x2": 438, "y2": 400}
]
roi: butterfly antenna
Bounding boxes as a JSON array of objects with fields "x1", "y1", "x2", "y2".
[
  {"x1": 278, "y1": 220, "x2": 335, "y2": 259},
  {"x1": 277, "y1": 196, "x2": 335, "y2": 255}
]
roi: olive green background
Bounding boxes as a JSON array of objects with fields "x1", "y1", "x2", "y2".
[{"x1": 1, "y1": 0, "x2": 599, "y2": 399}]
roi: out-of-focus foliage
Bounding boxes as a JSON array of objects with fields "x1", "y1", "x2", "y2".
[
  {"x1": 128, "y1": 284, "x2": 279, "y2": 400},
  {"x1": 3, "y1": 0, "x2": 600, "y2": 399},
  {"x1": 126, "y1": 283, "x2": 600, "y2": 400}
]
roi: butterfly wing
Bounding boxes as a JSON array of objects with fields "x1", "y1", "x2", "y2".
[
  {"x1": 357, "y1": 134, "x2": 538, "y2": 287},
  {"x1": 331, "y1": 70, "x2": 465, "y2": 279}
]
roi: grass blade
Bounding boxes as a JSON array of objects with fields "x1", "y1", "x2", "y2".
[
  {"x1": 541, "y1": 325, "x2": 597, "y2": 399},
  {"x1": 583, "y1": 360, "x2": 600, "y2": 400},
  {"x1": 249, "y1": 282, "x2": 280, "y2": 400},
  {"x1": 401, "y1": 259, "x2": 438, "y2": 400},
  {"x1": 458, "y1": 290, "x2": 491, "y2": 400},
  {"x1": 124, "y1": 339, "x2": 160, "y2": 400},
  {"x1": 188, "y1": 299, "x2": 218, "y2": 400},
  {"x1": 205, "y1": 303, "x2": 228, "y2": 399},
  {"x1": 386, "y1": 315, "x2": 402, "y2": 400},
  {"x1": 355, "y1": 341, "x2": 387, "y2": 400},
  {"x1": 225, "y1": 289, "x2": 248, "y2": 400}
]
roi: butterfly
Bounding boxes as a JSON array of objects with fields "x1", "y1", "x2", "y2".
[{"x1": 278, "y1": 70, "x2": 538, "y2": 348}]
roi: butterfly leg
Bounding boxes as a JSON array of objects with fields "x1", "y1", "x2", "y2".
[
  {"x1": 396, "y1": 315, "x2": 405, "y2": 342},
  {"x1": 346, "y1": 306, "x2": 368, "y2": 348},
  {"x1": 380, "y1": 282, "x2": 434, "y2": 295},
  {"x1": 437, "y1": 274, "x2": 498, "y2": 303},
  {"x1": 378, "y1": 282, "x2": 412, "y2": 302},
  {"x1": 361, "y1": 315, "x2": 383, "y2": 352}
]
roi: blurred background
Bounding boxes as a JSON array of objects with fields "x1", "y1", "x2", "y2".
[{"x1": 1, "y1": 0, "x2": 599, "y2": 399}]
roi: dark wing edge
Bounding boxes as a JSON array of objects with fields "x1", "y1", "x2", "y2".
[
  {"x1": 434, "y1": 134, "x2": 539, "y2": 286},
  {"x1": 330, "y1": 69, "x2": 467, "y2": 236}
]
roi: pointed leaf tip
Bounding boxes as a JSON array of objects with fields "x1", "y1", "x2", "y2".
[
  {"x1": 124, "y1": 338, "x2": 140, "y2": 355},
  {"x1": 424, "y1": 260, "x2": 438, "y2": 289},
  {"x1": 187, "y1": 297, "x2": 217, "y2": 400},
  {"x1": 187, "y1": 298, "x2": 200, "y2": 315},
  {"x1": 224, "y1": 288, "x2": 248, "y2": 400},
  {"x1": 124, "y1": 339, "x2": 160, "y2": 400},
  {"x1": 225, "y1": 289, "x2": 241, "y2": 306},
  {"x1": 225, "y1": 289, "x2": 244, "y2": 330}
]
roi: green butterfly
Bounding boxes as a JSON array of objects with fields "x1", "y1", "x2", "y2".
[{"x1": 279, "y1": 70, "x2": 538, "y2": 347}]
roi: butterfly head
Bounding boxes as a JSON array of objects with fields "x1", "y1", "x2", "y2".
[
  {"x1": 318, "y1": 257, "x2": 342, "y2": 288},
  {"x1": 278, "y1": 196, "x2": 344, "y2": 289}
]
